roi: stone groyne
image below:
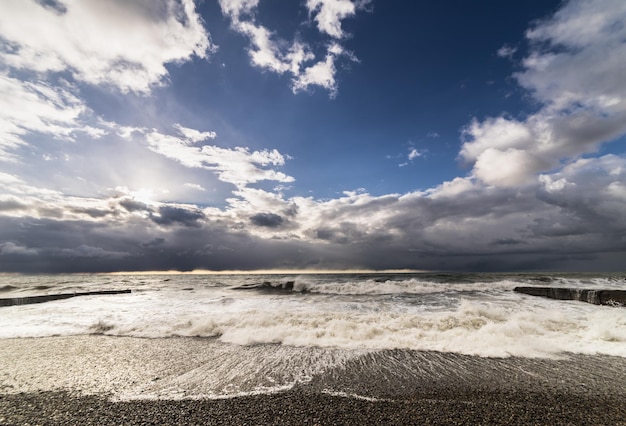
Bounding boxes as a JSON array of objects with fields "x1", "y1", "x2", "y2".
[
  {"x1": 0, "y1": 289, "x2": 132, "y2": 307},
  {"x1": 514, "y1": 287, "x2": 625, "y2": 306}
]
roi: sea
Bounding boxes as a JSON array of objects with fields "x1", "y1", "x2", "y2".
[{"x1": 1, "y1": 272, "x2": 625, "y2": 400}]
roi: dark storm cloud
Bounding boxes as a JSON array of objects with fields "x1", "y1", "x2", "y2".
[
  {"x1": 151, "y1": 206, "x2": 205, "y2": 227},
  {"x1": 490, "y1": 239, "x2": 526, "y2": 246},
  {"x1": 70, "y1": 207, "x2": 111, "y2": 218},
  {"x1": 316, "y1": 228, "x2": 334, "y2": 241},
  {"x1": 0, "y1": 155, "x2": 624, "y2": 273},
  {"x1": 0, "y1": 198, "x2": 27, "y2": 211},
  {"x1": 314, "y1": 222, "x2": 365, "y2": 244},
  {"x1": 141, "y1": 237, "x2": 166, "y2": 247},
  {"x1": 119, "y1": 199, "x2": 151, "y2": 213},
  {"x1": 283, "y1": 203, "x2": 298, "y2": 217},
  {"x1": 0, "y1": 216, "x2": 137, "y2": 273},
  {"x1": 0, "y1": 215, "x2": 343, "y2": 273},
  {"x1": 250, "y1": 212, "x2": 284, "y2": 228},
  {"x1": 35, "y1": 0, "x2": 68, "y2": 14}
]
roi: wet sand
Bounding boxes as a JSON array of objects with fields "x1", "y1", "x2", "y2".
[{"x1": 1, "y1": 336, "x2": 625, "y2": 425}]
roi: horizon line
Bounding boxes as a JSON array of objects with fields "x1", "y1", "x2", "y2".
[{"x1": 105, "y1": 268, "x2": 429, "y2": 275}]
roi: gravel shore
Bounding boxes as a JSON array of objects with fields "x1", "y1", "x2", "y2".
[
  {"x1": 2, "y1": 336, "x2": 625, "y2": 425},
  {"x1": 1, "y1": 388, "x2": 625, "y2": 425}
]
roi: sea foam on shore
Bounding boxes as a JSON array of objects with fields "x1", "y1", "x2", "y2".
[
  {"x1": 2, "y1": 335, "x2": 625, "y2": 401},
  {"x1": 1, "y1": 335, "x2": 626, "y2": 425}
]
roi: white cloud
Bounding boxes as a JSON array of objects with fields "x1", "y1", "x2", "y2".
[
  {"x1": 174, "y1": 124, "x2": 217, "y2": 143},
  {"x1": 472, "y1": 148, "x2": 547, "y2": 187},
  {"x1": 235, "y1": 21, "x2": 291, "y2": 73},
  {"x1": 0, "y1": 0, "x2": 215, "y2": 165},
  {"x1": 291, "y1": 46, "x2": 342, "y2": 96},
  {"x1": 0, "y1": 0, "x2": 214, "y2": 94},
  {"x1": 525, "y1": 0, "x2": 626, "y2": 50},
  {"x1": 219, "y1": 0, "x2": 364, "y2": 96},
  {"x1": 218, "y1": 0, "x2": 306, "y2": 76},
  {"x1": 397, "y1": 147, "x2": 426, "y2": 167},
  {"x1": 408, "y1": 148, "x2": 422, "y2": 161},
  {"x1": 426, "y1": 177, "x2": 476, "y2": 200},
  {"x1": 460, "y1": 117, "x2": 533, "y2": 163},
  {"x1": 496, "y1": 45, "x2": 517, "y2": 58},
  {"x1": 218, "y1": 0, "x2": 259, "y2": 21},
  {"x1": 144, "y1": 126, "x2": 294, "y2": 188},
  {"x1": 0, "y1": 73, "x2": 88, "y2": 160},
  {"x1": 184, "y1": 183, "x2": 207, "y2": 192},
  {"x1": 461, "y1": 0, "x2": 626, "y2": 187},
  {"x1": 306, "y1": 0, "x2": 371, "y2": 38},
  {"x1": 539, "y1": 175, "x2": 573, "y2": 193}
]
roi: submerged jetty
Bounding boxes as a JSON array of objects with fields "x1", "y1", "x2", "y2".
[
  {"x1": 0, "y1": 289, "x2": 131, "y2": 307},
  {"x1": 514, "y1": 287, "x2": 625, "y2": 306}
]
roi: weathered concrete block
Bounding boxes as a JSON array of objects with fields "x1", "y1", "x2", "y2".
[
  {"x1": 0, "y1": 289, "x2": 132, "y2": 307},
  {"x1": 514, "y1": 287, "x2": 625, "y2": 306}
]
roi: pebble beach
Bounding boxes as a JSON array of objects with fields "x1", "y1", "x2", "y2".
[
  {"x1": 1, "y1": 336, "x2": 625, "y2": 425},
  {"x1": 2, "y1": 387, "x2": 625, "y2": 426}
]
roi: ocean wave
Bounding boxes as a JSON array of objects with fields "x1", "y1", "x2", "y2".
[
  {"x1": 0, "y1": 285, "x2": 18, "y2": 292},
  {"x1": 2, "y1": 273, "x2": 625, "y2": 360},
  {"x1": 232, "y1": 277, "x2": 520, "y2": 296},
  {"x1": 24, "y1": 299, "x2": 618, "y2": 359}
]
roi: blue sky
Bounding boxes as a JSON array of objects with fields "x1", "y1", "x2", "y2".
[{"x1": 0, "y1": 0, "x2": 625, "y2": 272}]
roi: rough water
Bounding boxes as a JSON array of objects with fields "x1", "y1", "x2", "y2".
[{"x1": 1, "y1": 272, "x2": 625, "y2": 400}]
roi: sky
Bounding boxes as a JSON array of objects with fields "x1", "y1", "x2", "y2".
[{"x1": 0, "y1": 0, "x2": 625, "y2": 273}]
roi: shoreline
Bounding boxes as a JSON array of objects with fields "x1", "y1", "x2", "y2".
[{"x1": 1, "y1": 336, "x2": 625, "y2": 424}]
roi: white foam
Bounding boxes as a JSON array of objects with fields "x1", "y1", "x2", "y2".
[
  {"x1": 0, "y1": 336, "x2": 363, "y2": 400},
  {"x1": 161, "y1": 299, "x2": 624, "y2": 358},
  {"x1": 293, "y1": 276, "x2": 519, "y2": 295},
  {"x1": 1, "y1": 275, "x2": 625, "y2": 359},
  {"x1": 320, "y1": 389, "x2": 391, "y2": 402}
]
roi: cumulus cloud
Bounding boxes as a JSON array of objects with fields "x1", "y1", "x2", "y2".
[
  {"x1": 461, "y1": 0, "x2": 626, "y2": 187},
  {"x1": 0, "y1": 0, "x2": 214, "y2": 94},
  {"x1": 219, "y1": 0, "x2": 365, "y2": 96},
  {"x1": 119, "y1": 199, "x2": 151, "y2": 213},
  {"x1": 291, "y1": 43, "x2": 346, "y2": 97}
]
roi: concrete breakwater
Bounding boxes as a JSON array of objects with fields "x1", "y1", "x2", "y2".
[
  {"x1": 0, "y1": 289, "x2": 131, "y2": 307},
  {"x1": 514, "y1": 287, "x2": 625, "y2": 306}
]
